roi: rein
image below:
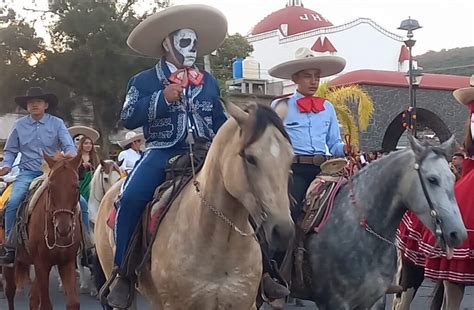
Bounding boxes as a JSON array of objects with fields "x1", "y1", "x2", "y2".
[
  {"x1": 43, "y1": 161, "x2": 79, "y2": 250},
  {"x1": 348, "y1": 149, "x2": 444, "y2": 249}
]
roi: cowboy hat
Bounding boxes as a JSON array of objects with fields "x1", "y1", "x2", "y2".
[
  {"x1": 269, "y1": 47, "x2": 346, "y2": 80},
  {"x1": 127, "y1": 4, "x2": 228, "y2": 58},
  {"x1": 118, "y1": 131, "x2": 144, "y2": 148},
  {"x1": 14, "y1": 87, "x2": 58, "y2": 111},
  {"x1": 68, "y1": 126, "x2": 100, "y2": 143},
  {"x1": 321, "y1": 158, "x2": 348, "y2": 175},
  {"x1": 453, "y1": 75, "x2": 474, "y2": 106}
]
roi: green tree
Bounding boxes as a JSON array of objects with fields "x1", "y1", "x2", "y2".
[
  {"x1": 0, "y1": 8, "x2": 44, "y2": 114},
  {"x1": 209, "y1": 33, "x2": 253, "y2": 86},
  {"x1": 37, "y1": 0, "x2": 169, "y2": 155}
]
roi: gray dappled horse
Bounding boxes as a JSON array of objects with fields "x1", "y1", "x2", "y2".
[{"x1": 285, "y1": 136, "x2": 467, "y2": 309}]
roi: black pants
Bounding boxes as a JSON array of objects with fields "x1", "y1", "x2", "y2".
[{"x1": 290, "y1": 163, "x2": 321, "y2": 221}]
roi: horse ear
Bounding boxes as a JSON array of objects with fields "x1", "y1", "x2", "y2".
[
  {"x1": 116, "y1": 159, "x2": 124, "y2": 167},
  {"x1": 274, "y1": 101, "x2": 288, "y2": 119},
  {"x1": 43, "y1": 152, "x2": 56, "y2": 168},
  {"x1": 408, "y1": 134, "x2": 425, "y2": 157},
  {"x1": 222, "y1": 99, "x2": 249, "y2": 128},
  {"x1": 100, "y1": 159, "x2": 107, "y2": 168},
  {"x1": 440, "y1": 135, "x2": 456, "y2": 158}
]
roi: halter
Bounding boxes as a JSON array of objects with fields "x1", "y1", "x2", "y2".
[
  {"x1": 43, "y1": 160, "x2": 79, "y2": 250},
  {"x1": 349, "y1": 148, "x2": 445, "y2": 248}
]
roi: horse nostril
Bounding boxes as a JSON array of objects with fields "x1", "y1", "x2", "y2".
[{"x1": 449, "y1": 231, "x2": 458, "y2": 242}]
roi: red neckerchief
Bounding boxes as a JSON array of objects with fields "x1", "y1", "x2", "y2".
[
  {"x1": 296, "y1": 96, "x2": 326, "y2": 113},
  {"x1": 168, "y1": 68, "x2": 204, "y2": 87}
]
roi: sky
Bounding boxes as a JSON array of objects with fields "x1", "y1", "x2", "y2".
[{"x1": 5, "y1": 0, "x2": 474, "y2": 55}]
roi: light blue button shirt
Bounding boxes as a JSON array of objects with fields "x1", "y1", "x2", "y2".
[
  {"x1": 271, "y1": 91, "x2": 345, "y2": 157},
  {"x1": 3, "y1": 114, "x2": 77, "y2": 172}
]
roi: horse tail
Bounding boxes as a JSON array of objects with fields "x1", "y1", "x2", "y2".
[{"x1": 14, "y1": 261, "x2": 31, "y2": 289}]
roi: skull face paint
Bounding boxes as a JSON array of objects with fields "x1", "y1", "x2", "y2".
[
  {"x1": 171, "y1": 28, "x2": 197, "y2": 67},
  {"x1": 73, "y1": 135, "x2": 83, "y2": 147}
]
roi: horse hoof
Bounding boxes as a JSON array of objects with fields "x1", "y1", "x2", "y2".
[
  {"x1": 90, "y1": 288, "x2": 98, "y2": 297},
  {"x1": 80, "y1": 286, "x2": 90, "y2": 294}
]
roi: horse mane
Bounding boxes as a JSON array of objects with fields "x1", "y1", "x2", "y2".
[{"x1": 241, "y1": 104, "x2": 291, "y2": 150}]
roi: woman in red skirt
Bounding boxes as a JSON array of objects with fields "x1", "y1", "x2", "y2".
[{"x1": 420, "y1": 77, "x2": 474, "y2": 309}]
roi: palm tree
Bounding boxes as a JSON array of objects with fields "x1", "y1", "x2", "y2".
[{"x1": 316, "y1": 81, "x2": 374, "y2": 146}]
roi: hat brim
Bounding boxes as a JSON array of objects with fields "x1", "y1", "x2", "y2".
[
  {"x1": 127, "y1": 4, "x2": 228, "y2": 58},
  {"x1": 68, "y1": 126, "x2": 100, "y2": 143},
  {"x1": 320, "y1": 158, "x2": 348, "y2": 175},
  {"x1": 269, "y1": 56, "x2": 346, "y2": 80},
  {"x1": 14, "y1": 94, "x2": 58, "y2": 111},
  {"x1": 453, "y1": 87, "x2": 474, "y2": 105},
  {"x1": 117, "y1": 133, "x2": 144, "y2": 148}
]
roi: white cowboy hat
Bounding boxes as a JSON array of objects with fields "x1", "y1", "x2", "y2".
[
  {"x1": 118, "y1": 131, "x2": 144, "y2": 148},
  {"x1": 127, "y1": 4, "x2": 228, "y2": 58},
  {"x1": 269, "y1": 47, "x2": 346, "y2": 80},
  {"x1": 68, "y1": 126, "x2": 100, "y2": 143},
  {"x1": 453, "y1": 75, "x2": 474, "y2": 106}
]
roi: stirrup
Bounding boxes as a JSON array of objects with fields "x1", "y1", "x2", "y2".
[{"x1": 98, "y1": 267, "x2": 118, "y2": 305}]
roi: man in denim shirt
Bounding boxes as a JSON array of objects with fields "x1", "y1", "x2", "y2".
[
  {"x1": 0, "y1": 87, "x2": 76, "y2": 265},
  {"x1": 269, "y1": 48, "x2": 349, "y2": 219}
]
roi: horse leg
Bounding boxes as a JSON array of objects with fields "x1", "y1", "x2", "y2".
[
  {"x1": 77, "y1": 254, "x2": 91, "y2": 294},
  {"x1": 430, "y1": 281, "x2": 444, "y2": 310},
  {"x1": 33, "y1": 263, "x2": 53, "y2": 310},
  {"x1": 58, "y1": 261, "x2": 80, "y2": 310},
  {"x1": 441, "y1": 280, "x2": 464, "y2": 310},
  {"x1": 29, "y1": 278, "x2": 40, "y2": 310},
  {"x1": 392, "y1": 257, "x2": 424, "y2": 310},
  {"x1": 3, "y1": 266, "x2": 16, "y2": 310}
]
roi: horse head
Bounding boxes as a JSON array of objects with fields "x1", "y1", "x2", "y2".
[
  {"x1": 99, "y1": 159, "x2": 122, "y2": 188},
  {"x1": 44, "y1": 151, "x2": 82, "y2": 238},
  {"x1": 216, "y1": 101, "x2": 295, "y2": 251},
  {"x1": 405, "y1": 135, "x2": 467, "y2": 253}
]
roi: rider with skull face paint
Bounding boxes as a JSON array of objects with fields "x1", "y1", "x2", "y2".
[{"x1": 104, "y1": 5, "x2": 228, "y2": 308}]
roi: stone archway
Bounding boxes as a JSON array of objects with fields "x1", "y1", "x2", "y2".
[{"x1": 382, "y1": 108, "x2": 452, "y2": 151}]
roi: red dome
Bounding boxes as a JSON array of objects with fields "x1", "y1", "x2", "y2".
[{"x1": 252, "y1": 5, "x2": 333, "y2": 36}]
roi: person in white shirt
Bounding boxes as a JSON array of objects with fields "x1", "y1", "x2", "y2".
[{"x1": 117, "y1": 131, "x2": 143, "y2": 174}]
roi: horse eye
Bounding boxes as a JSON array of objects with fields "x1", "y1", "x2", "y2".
[
  {"x1": 245, "y1": 155, "x2": 257, "y2": 166},
  {"x1": 428, "y1": 176, "x2": 439, "y2": 186}
]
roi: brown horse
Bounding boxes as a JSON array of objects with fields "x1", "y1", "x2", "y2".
[
  {"x1": 3, "y1": 152, "x2": 83, "y2": 310},
  {"x1": 96, "y1": 101, "x2": 295, "y2": 309}
]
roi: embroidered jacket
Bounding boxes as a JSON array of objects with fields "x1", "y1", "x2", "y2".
[{"x1": 121, "y1": 59, "x2": 227, "y2": 149}]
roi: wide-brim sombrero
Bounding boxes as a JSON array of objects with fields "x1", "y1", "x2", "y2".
[
  {"x1": 117, "y1": 132, "x2": 144, "y2": 149},
  {"x1": 14, "y1": 87, "x2": 58, "y2": 111},
  {"x1": 127, "y1": 4, "x2": 228, "y2": 58},
  {"x1": 321, "y1": 158, "x2": 348, "y2": 175},
  {"x1": 453, "y1": 75, "x2": 474, "y2": 105},
  {"x1": 68, "y1": 126, "x2": 100, "y2": 143},
  {"x1": 269, "y1": 47, "x2": 346, "y2": 80}
]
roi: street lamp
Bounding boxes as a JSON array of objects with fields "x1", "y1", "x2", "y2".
[{"x1": 399, "y1": 17, "x2": 422, "y2": 137}]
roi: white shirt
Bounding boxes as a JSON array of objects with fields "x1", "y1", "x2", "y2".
[{"x1": 118, "y1": 149, "x2": 141, "y2": 173}]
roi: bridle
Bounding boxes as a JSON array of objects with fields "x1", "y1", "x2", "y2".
[
  {"x1": 93, "y1": 163, "x2": 122, "y2": 202},
  {"x1": 349, "y1": 149, "x2": 445, "y2": 248},
  {"x1": 44, "y1": 161, "x2": 79, "y2": 250}
]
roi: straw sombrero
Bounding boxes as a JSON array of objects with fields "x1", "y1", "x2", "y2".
[
  {"x1": 269, "y1": 47, "x2": 346, "y2": 80},
  {"x1": 453, "y1": 75, "x2": 474, "y2": 106},
  {"x1": 127, "y1": 4, "x2": 228, "y2": 58},
  {"x1": 118, "y1": 131, "x2": 144, "y2": 148},
  {"x1": 321, "y1": 158, "x2": 348, "y2": 175},
  {"x1": 15, "y1": 87, "x2": 58, "y2": 111},
  {"x1": 68, "y1": 126, "x2": 100, "y2": 143}
]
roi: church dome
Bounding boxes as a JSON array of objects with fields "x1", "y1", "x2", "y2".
[{"x1": 251, "y1": 0, "x2": 333, "y2": 36}]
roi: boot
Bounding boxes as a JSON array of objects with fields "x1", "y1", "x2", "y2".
[
  {"x1": 106, "y1": 269, "x2": 136, "y2": 309},
  {"x1": 386, "y1": 284, "x2": 404, "y2": 294},
  {"x1": 0, "y1": 246, "x2": 15, "y2": 266},
  {"x1": 262, "y1": 273, "x2": 290, "y2": 300}
]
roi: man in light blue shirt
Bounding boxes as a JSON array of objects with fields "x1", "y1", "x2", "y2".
[
  {"x1": 0, "y1": 87, "x2": 76, "y2": 265},
  {"x1": 269, "y1": 47, "x2": 349, "y2": 219}
]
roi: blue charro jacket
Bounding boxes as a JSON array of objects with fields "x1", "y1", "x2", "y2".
[{"x1": 121, "y1": 59, "x2": 227, "y2": 149}]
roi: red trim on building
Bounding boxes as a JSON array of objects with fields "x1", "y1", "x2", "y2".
[
  {"x1": 329, "y1": 70, "x2": 471, "y2": 91},
  {"x1": 311, "y1": 37, "x2": 324, "y2": 52},
  {"x1": 398, "y1": 46, "x2": 409, "y2": 63},
  {"x1": 322, "y1": 37, "x2": 337, "y2": 53},
  {"x1": 251, "y1": 6, "x2": 333, "y2": 36}
]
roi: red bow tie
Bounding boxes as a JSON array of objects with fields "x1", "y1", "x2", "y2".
[
  {"x1": 296, "y1": 96, "x2": 326, "y2": 113},
  {"x1": 169, "y1": 68, "x2": 204, "y2": 87}
]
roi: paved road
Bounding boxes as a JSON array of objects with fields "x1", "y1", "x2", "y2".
[{"x1": 1, "y1": 277, "x2": 473, "y2": 309}]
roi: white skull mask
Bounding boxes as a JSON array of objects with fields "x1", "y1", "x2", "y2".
[
  {"x1": 171, "y1": 28, "x2": 197, "y2": 67},
  {"x1": 73, "y1": 135, "x2": 83, "y2": 147}
]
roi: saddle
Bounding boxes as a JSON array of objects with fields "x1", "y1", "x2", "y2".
[{"x1": 280, "y1": 158, "x2": 350, "y2": 294}]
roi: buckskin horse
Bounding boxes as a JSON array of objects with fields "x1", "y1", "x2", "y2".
[
  {"x1": 276, "y1": 136, "x2": 467, "y2": 310},
  {"x1": 3, "y1": 152, "x2": 83, "y2": 310},
  {"x1": 95, "y1": 101, "x2": 295, "y2": 309}
]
